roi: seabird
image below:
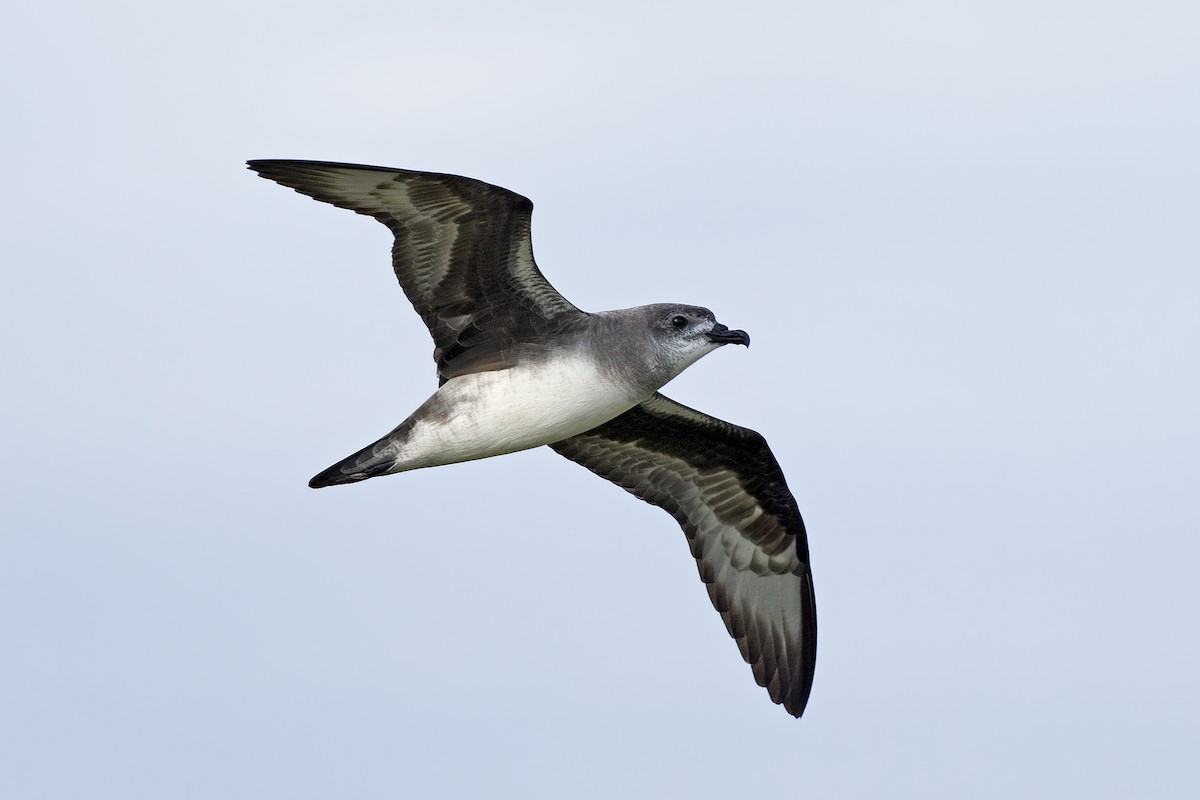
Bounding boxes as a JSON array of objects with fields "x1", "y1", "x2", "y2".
[{"x1": 248, "y1": 160, "x2": 817, "y2": 717}]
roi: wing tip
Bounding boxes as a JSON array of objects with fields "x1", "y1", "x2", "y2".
[
  {"x1": 245, "y1": 159, "x2": 536, "y2": 211},
  {"x1": 781, "y1": 696, "x2": 810, "y2": 718}
]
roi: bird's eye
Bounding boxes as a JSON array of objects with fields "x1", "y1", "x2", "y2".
[{"x1": 671, "y1": 315, "x2": 688, "y2": 329}]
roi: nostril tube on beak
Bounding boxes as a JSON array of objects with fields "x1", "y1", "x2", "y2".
[{"x1": 706, "y1": 323, "x2": 751, "y2": 347}]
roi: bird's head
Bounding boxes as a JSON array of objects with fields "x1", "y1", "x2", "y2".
[{"x1": 626, "y1": 303, "x2": 750, "y2": 386}]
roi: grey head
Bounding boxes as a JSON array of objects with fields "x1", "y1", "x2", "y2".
[{"x1": 588, "y1": 303, "x2": 750, "y2": 396}]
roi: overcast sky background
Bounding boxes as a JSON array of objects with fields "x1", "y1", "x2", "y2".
[{"x1": 3, "y1": 1, "x2": 1198, "y2": 797}]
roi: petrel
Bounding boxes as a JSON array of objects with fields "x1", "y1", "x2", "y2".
[{"x1": 249, "y1": 160, "x2": 817, "y2": 717}]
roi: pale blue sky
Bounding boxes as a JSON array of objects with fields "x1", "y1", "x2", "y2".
[{"x1": 3, "y1": 1, "x2": 1198, "y2": 797}]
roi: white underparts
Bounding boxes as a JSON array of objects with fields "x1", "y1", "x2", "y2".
[{"x1": 389, "y1": 355, "x2": 646, "y2": 471}]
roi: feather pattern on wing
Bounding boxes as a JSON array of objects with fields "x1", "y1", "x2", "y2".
[
  {"x1": 551, "y1": 393, "x2": 816, "y2": 717},
  {"x1": 248, "y1": 160, "x2": 583, "y2": 382}
]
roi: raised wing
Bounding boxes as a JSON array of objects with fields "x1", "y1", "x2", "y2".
[
  {"x1": 550, "y1": 393, "x2": 816, "y2": 717},
  {"x1": 248, "y1": 160, "x2": 583, "y2": 382}
]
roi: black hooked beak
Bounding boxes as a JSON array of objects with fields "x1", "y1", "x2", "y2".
[{"x1": 706, "y1": 322, "x2": 751, "y2": 347}]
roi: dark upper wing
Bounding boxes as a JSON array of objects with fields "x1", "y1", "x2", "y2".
[
  {"x1": 550, "y1": 393, "x2": 816, "y2": 717},
  {"x1": 248, "y1": 160, "x2": 583, "y2": 382}
]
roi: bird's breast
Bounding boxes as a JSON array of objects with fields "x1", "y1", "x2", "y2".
[{"x1": 399, "y1": 355, "x2": 644, "y2": 468}]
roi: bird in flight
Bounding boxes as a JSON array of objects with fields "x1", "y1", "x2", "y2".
[{"x1": 249, "y1": 160, "x2": 816, "y2": 717}]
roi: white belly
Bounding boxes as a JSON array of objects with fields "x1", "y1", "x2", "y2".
[{"x1": 396, "y1": 356, "x2": 643, "y2": 470}]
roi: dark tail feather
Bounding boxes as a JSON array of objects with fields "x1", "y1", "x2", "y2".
[
  {"x1": 309, "y1": 458, "x2": 392, "y2": 488},
  {"x1": 308, "y1": 423, "x2": 412, "y2": 488}
]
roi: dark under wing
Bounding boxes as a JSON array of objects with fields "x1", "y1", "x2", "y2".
[
  {"x1": 550, "y1": 393, "x2": 816, "y2": 717},
  {"x1": 248, "y1": 160, "x2": 584, "y2": 383}
]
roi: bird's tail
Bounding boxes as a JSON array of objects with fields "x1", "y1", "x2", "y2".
[{"x1": 308, "y1": 420, "x2": 415, "y2": 488}]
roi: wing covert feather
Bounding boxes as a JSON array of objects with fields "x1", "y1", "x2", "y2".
[
  {"x1": 550, "y1": 393, "x2": 816, "y2": 717},
  {"x1": 248, "y1": 160, "x2": 582, "y2": 382}
]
